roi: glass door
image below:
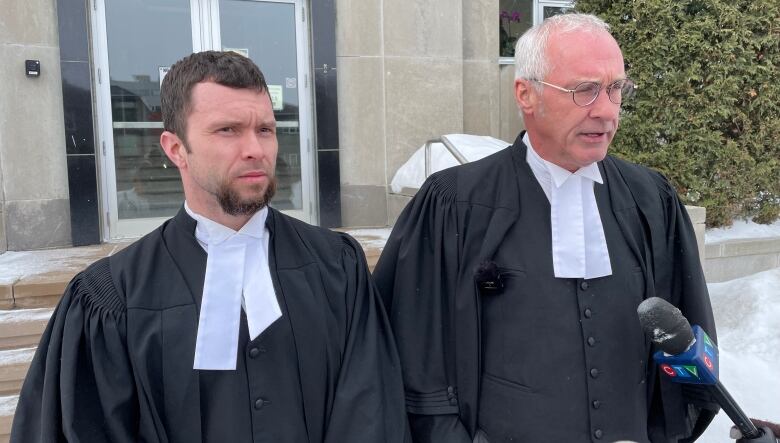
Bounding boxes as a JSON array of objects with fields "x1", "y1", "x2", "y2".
[
  {"x1": 217, "y1": 0, "x2": 312, "y2": 218},
  {"x1": 93, "y1": 0, "x2": 314, "y2": 240}
]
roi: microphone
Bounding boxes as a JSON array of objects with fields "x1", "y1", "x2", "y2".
[{"x1": 637, "y1": 297, "x2": 766, "y2": 440}]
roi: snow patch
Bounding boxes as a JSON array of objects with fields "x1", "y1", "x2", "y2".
[
  {"x1": 0, "y1": 395, "x2": 18, "y2": 416},
  {"x1": 343, "y1": 228, "x2": 392, "y2": 250},
  {"x1": 698, "y1": 267, "x2": 780, "y2": 442},
  {"x1": 705, "y1": 219, "x2": 780, "y2": 244},
  {"x1": 0, "y1": 245, "x2": 118, "y2": 285},
  {"x1": 0, "y1": 308, "x2": 54, "y2": 324},
  {"x1": 390, "y1": 134, "x2": 510, "y2": 193},
  {"x1": 0, "y1": 347, "x2": 36, "y2": 365}
]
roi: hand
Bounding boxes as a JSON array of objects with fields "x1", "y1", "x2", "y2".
[{"x1": 731, "y1": 418, "x2": 780, "y2": 442}]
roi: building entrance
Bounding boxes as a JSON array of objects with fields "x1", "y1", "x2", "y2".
[{"x1": 92, "y1": 0, "x2": 315, "y2": 240}]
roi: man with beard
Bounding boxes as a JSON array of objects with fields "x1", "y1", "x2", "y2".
[
  {"x1": 374, "y1": 14, "x2": 718, "y2": 443},
  {"x1": 12, "y1": 51, "x2": 409, "y2": 443}
]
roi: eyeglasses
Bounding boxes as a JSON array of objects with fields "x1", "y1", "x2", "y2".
[{"x1": 531, "y1": 78, "x2": 637, "y2": 107}]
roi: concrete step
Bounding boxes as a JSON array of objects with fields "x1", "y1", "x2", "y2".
[
  {"x1": 0, "y1": 348, "x2": 35, "y2": 398},
  {"x1": 0, "y1": 308, "x2": 53, "y2": 351},
  {"x1": 0, "y1": 243, "x2": 127, "y2": 310},
  {"x1": 2, "y1": 271, "x2": 72, "y2": 310},
  {"x1": 0, "y1": 310, "x2": 52, "y2": 436},
  {"x1": 0, "y1": 309, "x2": 52, "y2": 406},
  {"x1": 0, "y1": 348, "x2": 35, "y2": 439},
  {"x1": 0, "y1": 395, "x2": 17, "y2": 443}
]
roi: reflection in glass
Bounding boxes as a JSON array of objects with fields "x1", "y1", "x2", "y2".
[
  {"x1": 543, "y1": 6, "x2": 571, "y2": 19},
  {"x1": 499, "y1": 0, "x2": 533, "y2": 57},
  {"x1": 105, "y1": 0, "x2": 191, "y2": 219},
  {"x1": 220, "y1": 0, "x2": 303, "y2": 210}
]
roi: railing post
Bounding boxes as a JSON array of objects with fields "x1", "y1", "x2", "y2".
[
  {"x1": 424, "y1": 136, "x2": 469, "y2": 178},
  {"x1": 424, "y1": 140, "x2": 433, "y2": 178}
]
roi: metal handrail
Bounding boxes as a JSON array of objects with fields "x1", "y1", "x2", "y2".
[{"x1": 424, "y1": 135, "x2": 468, "y2": 178}]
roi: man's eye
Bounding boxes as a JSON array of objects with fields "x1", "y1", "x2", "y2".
[{"x1": 218, "y1": 127, "x2": 235, "y2": 133}]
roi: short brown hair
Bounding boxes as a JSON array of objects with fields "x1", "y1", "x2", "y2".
[{"x1": 160, "y1": 50, "x2": 268, "y2": 138}]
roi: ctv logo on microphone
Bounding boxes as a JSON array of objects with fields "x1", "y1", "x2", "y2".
[
  {"x1": 702, "y1": 334, "x2": 716, "y2": 370},
  {"x1": 660, "y1": 364, "x2": 700, "y2": 379},
  {"x1": 654, "y1": 325, "x2": 719, "y2": 385}
]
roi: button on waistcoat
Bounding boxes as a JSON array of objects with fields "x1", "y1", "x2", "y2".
[
  {"x1": 199, "y1": 309, "x2": 308, "y2": 442},
  {"x1": 478, "y1": 163, "x2": 650, "y2": 443}
]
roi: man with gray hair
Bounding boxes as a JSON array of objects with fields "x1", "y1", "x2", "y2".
[{"x1": 375, "y1": 13, "x2": 718, "y2": 442}]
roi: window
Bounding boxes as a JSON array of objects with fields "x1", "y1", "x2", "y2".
[
  {"x1": 499, "y1": 0, "x2": 575, "y2": 59},
  {"x1": 499, "y1": 0, "x2": 533, "y2": 58},
  {"x1": 537, "y1": 0, "x2": 574, "y2": 23}
]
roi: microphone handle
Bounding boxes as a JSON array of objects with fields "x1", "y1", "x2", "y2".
[{"x1": 709, "y1": 380, "x2": 762, "y2": 440}]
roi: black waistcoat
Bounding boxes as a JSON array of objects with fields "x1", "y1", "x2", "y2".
[
  {"x1": 478, "y1": 162, "x2": 650, "y2": 443},
  {"x1": 193, "y1": 241, "x2": 308, "y2": 443},
  {"x1": 198, "y1": 310, "x2": 308, "y2": 443}
]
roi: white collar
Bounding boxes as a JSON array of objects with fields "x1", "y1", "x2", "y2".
[
  {"x1": 524, "y1": 133, "x2": 603, "y2": 190},
  {"x1": 184, "y1": 201, "x2": 267, "y2": 246},
  {"x1": 184, "y1": 202, "x2": 282, "y2": 370},
  {"x1": 523, "y1": 133, "x2": 612, "y2": 279}
]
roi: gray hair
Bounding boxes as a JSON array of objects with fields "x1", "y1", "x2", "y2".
[{"x1": 514, "y1": 13, "x2": 611, "y2": 83}]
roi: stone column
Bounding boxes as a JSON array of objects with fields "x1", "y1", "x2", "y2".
[{"x1": 0, "y1": 0, "x2": 71, "y2": 251}]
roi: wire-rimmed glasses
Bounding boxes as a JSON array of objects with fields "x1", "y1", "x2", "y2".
[{"x1": 532, "y1": 78, "x2": 637, "y2": 106}]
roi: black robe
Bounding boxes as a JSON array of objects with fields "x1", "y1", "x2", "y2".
[
  {"x1": 12, "y1": 207, "x2": 410, "y2": 443},
  {"x1": 373, "y1": 135, "x2": 718, "y2": 442}
]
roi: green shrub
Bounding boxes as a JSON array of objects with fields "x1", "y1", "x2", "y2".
[{"x1": 575, "y1": 0, "x2": 780, "y2": 227}]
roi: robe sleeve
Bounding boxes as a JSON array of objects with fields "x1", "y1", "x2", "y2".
[
  {"x1": 374, "y1": 173, "x2": 473, "y2": 443},
  {"x1": 11, "y1": 259, "x2": 139, "y2": 443},
  {"x1": 323, "y1": 234, "x2": 412, "y2": 443},
  {"x1": 648, "y1": 171, "x2": 720, "y2": 442},
  {"x1": 650, "y1": 172, "x2": 717, "y2": 338}
]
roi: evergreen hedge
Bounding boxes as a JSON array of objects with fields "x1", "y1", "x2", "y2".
[{"x1": 575, "y1": 0, "x2": 780, "y2": 227}]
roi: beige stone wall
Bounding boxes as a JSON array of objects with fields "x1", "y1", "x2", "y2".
[
  {"x1": 463, "y1": 0, "x2": 500, "y2": 137},
  {"x1": 338, "y1": 0, "x2": 529, "y2": 227},
  {"x1": 336, "y1": 0, "x2": 386, "y2": 227},
  {"x1": 499, "y1": 63, "x2": 524, "y2": 143},
  {"x1": 705, "y1": 237, "x2": 780, "y2": 283},
  {"x1": 0, "y1": 0, "x2": 71, "y2": 251},
  {"x1": 336, "y1": 0, "x2": 465, "y2": 227}
]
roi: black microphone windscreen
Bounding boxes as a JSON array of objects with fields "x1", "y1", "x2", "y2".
[{"x1": 637, "y1": 297, "x2": 695, "y2": 355}]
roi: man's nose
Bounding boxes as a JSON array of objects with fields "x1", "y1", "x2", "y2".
[
  {"x1": 588, "y1": 88, "x2": 621, "y2": 120},
  {"x1": 242, "y1": 131, "x2": 269, "y2": 159}
]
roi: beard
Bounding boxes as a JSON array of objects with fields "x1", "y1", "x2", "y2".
[{"x1": 216, "y1": 174, "x2": 277, "y2": 216}]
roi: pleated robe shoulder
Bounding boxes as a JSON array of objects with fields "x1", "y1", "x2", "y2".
[
  {"x1": 373, "y1": 136, "x2": 718, "y2": 443},
  {"x1": 11, "y1": 207, "x2": 409, "y2": 443}
]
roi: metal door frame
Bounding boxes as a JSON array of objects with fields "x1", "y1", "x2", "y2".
[{"x1": 92, "y1": 0, "x2": 316, "y2": 240}]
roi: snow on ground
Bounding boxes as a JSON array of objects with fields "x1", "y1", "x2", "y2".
[
  {"x1": 0, "y1": 244, "x2": 121, "y2": 285},
  {"x1": 342, "y1": 228, "x2": 392, "y2": 250},
  {"x1": 390, "y1": 134, "x2": 510, "y2": 193},
  {"x1": 0, "y1": 395, "x2": 18, "y2": 416},
  {"x1": 0, "y1": 307, "x2": 54, "y2": 324},
  {"x1": 0, "y1": 347, "x2": 37, "y2": 365},
  {"x1": 705, "y1": 219, "x2": 780, "y2": 244},
  {"x1": 698, "y1": 267, "x2": 780, "y2": 442}
]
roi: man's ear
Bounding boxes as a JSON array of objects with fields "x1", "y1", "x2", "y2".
[
  {"x1": 515, "y1": 78, "x2": 538, "y2": 114},
  {"x1": 160, "y1": 131, "x2": 187, "y2": 170}
]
